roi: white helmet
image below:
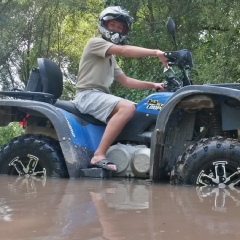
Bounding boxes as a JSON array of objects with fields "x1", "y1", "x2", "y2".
[{"x1": 98, "y1": 6, "x2": 133, "y2": 44}]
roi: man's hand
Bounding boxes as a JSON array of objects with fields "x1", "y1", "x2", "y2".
[
  {"x1": 156, "y1": 50, "x2": 168, "y2": 68},
  {"x1": 153, "y1": 82, "x2": 165, "y2": 92}
]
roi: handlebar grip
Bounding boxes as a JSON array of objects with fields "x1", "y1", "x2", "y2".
[{"x1": 164, "y1": 51, "x2": 178, "y2": 59}]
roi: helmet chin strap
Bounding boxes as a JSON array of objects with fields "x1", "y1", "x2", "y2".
[
  {"x1": 98, "y1": 25, "x2": 123, "y2": 44},
  {"x1": 110, "y1": 33, "x2": 121, "y2": 44}
]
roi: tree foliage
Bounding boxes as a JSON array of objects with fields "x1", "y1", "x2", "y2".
[
  {"x1": 1, "y1": 0, "x2": 240, "y2": 102},
  {"x1": 0, "y1": 123, "x2": 23, "y2": 147},
  {"x1": 0, "y1": 0, "x2": 102, "y2": 93},
  {"x1": 107, "y1": 0, "x2": 240, "y2": 100}
]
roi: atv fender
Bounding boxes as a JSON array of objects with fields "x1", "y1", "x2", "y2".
[
  {"x1": 150, "y1": 84, "x2": 240, "y2": 180},
  {"x1": 0, "y1": 99, "x2": 105, "y2": 178}
]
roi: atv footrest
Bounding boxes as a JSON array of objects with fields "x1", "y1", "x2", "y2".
[{"x1": 78, "y1": 168, "x2": 112, "y2": 178}]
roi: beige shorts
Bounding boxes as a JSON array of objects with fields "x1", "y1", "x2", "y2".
[{"x1": 73, "y1": 89, "x2": 124, "y2": 123}]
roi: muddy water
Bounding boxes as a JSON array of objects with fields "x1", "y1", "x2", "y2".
[{"x1": 0, "y1": 176, "x2": 240, "y2": 240}]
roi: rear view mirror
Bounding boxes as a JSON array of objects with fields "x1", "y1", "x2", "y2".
[
  {"x1": 167, "y1": 17, "x2": 177, "y2": 49},
  {"x1": 167, "y1": 17, "x2": 176, "y2": 38}
]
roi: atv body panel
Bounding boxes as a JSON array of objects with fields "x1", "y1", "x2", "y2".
[
  {"x1": 0, "y1": 99, "x2": 106, "y2": 178},
  {"x1": 136, "y1": 92, "x2": 174, "y2": 114},
  {"x1": 150, "y1": 84, "x2": 240, "y2": 183}
]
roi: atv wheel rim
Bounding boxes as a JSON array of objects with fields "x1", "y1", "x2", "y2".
[
  {"x1": 196, "y1": 161, "x2": 240, "y2": 187},
  {"x1": 9, "y1": 154, "x2": 46, "y2": 177}
]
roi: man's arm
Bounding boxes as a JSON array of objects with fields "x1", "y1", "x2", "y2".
[
  {"x1": 115, "y1": 73, "x2": 164, "y2": 91},
  {"x1": 107, "y1": 45, "x2": 168, "y2": 68}
]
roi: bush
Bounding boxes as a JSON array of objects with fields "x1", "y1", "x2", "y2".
[{"x1": 0, "y1": 123, "x2": 23, "y2": 147}]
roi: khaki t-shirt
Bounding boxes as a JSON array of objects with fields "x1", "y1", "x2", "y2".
[{"x1": 76, "y1": 37, "x2": 124, "y2": 94}]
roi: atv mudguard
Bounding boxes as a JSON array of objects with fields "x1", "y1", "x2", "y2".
[
  {"x1": 0, "y1": 99, "x2": 105, "y2": 178},
  {"x1": 150, "y1": 84, "x2": 240, "y2": 181}
]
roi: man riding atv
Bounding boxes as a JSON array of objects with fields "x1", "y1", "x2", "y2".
[{"x1": 74, "y1": 6, "x2": 168, "y2": 172}]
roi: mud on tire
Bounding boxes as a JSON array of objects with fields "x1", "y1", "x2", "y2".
[
  {"x1": 0, "y1": 134, "x2": 69, "y2": 178},
  {"x1": 171, "y1": 137, "x2": 240, "y2": 187}
]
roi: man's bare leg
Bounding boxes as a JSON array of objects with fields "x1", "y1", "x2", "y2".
[{"x1": 90, "y1": 100, "x2": 135, "y2": 170}]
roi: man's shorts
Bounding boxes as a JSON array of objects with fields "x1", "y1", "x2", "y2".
[{"x1": 73, "y1": 89, "x2": 124, "y2": 123}]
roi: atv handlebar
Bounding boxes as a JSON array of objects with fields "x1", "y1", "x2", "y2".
[
  {"x1": 164, "y1": 49, "x2": 194, "y2": 70},
  {"x1": 158, "y1": 49, "x2": 193, "y2": 91}
]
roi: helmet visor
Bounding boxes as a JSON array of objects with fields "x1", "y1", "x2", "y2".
[
  {"x1": 103, "y1": 14, "x2": 131, "y2": 32},
  {"x1": 104, "y1": 20, "x2": 127, "y2": 34}
]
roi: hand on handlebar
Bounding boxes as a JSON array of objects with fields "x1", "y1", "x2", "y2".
[
  {"x1": 156, "y1": 50, "x2": 168, "y2": 68},
  {"x1": 154, "y1": 82, "x2": 165, "y2": 92}
]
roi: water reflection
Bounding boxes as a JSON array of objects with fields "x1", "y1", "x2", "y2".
[
  {"x1": 8, "y1": 175, "x2": 47, "y2": 199},
  {"x1": 0, "y1": 198, "x2": 12, "y2": 222},
  {"x1": 0, "y1": 175, "x2": 239, "y2": 240},
  {"x1": 196, "y1": 186, "x2": 240, "y2": 212}
]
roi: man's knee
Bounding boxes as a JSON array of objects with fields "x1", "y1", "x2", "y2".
[
  {"x1": 127, "y1": 102, "x2": 136, "y2": 115},
  {"x1": 113, "y1": 101, "x2": 135, "y2": 117},
  {"x1": 121, "y1": 101, "x2": 136, "y2": 118}
]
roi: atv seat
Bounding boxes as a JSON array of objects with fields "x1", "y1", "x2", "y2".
[
  {"x1": 54, "y1": 100, "x2": 105, "y2": 125},
  {"x1": 0, "y1": 58, "x2": 105, "y2": 125},
  {"x1": 0, "y1": 58, "x2": 62, "y2": 103}
]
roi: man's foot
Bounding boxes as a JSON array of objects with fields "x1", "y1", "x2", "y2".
[{"x1": 91, "y1": 158, "x2": 118, "y2": 172}]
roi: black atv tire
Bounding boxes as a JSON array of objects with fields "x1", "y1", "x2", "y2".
[
  {"x1": 171, "y1": 137, "x2": 240, "y2": 187},
  {"x1": 0, "y1": 134, "x2": 69, "y2": 178}
]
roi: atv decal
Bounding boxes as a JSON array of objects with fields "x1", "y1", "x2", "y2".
[
  {"x1": 65, "y1": 117, "x2": 76, "y2": 138},
  {"x1": 146, "y1": 99, "x2": 164, "y2": 111}
]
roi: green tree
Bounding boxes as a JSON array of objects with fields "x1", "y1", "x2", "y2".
[
  {"x1": 0, "y1": 0, "x2": 102, "y2": 94},
  {"x1": 1, "y1": 0, "x2": 240, "y2": 102}
]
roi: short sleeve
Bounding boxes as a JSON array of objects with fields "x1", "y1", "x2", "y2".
[{"x1": 88, "y1": 37, "x2": 113, "y2": 58}]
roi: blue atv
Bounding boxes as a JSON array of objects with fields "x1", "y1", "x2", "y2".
[{"x1": 0, "y1": 18, "x2": 240, "y2": 187}]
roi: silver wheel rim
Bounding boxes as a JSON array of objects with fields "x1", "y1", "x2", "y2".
[
  {"x1": 196, "y1": 161, "x2": 240, "y2": 187},
  {"x1": 9, "y1": 154, "x2": 46, "y2": 178}
]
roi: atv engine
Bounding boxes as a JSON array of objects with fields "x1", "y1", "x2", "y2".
[{"x1": 106, "y1": 143, "x2": 151, "y2": 178}]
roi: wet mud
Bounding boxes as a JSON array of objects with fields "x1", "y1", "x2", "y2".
[{"x1": 0, "y1": 175, "x2": 240, "y2": 240}]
